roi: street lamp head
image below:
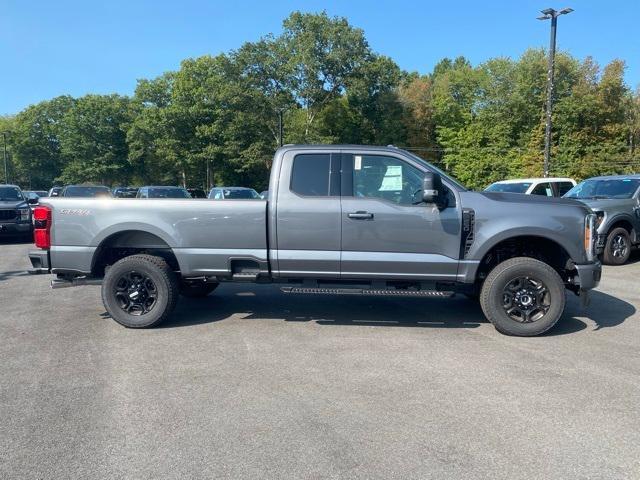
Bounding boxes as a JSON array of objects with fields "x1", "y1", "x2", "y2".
[
  {"x1": 537, "y1": 15, "x2": 552, "y2": 20},
  {"x1": 541, "y1": 8, "x2": 555, "y2": 15},
  {"x1": 558, "y1": 7, "x2": 574, "y2": 15}
]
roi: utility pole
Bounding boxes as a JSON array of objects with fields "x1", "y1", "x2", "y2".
[
  {"x1": 538, "y1": 7, "x2": 573, "y2": 177},
  {"x1": 2, "y1": 131, "x2": 9, "y2": 184},
  {"x1": 278, "y1": 109, "x2": 284, "y2": 147}
]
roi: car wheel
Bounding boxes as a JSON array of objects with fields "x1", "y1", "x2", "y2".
[
  {"x1": 102, "y1": 254, "x2": 179, "y2": 328},
  {"x1": 180, "y1": 281, "x2": 219, "y2": 298},
  {"x1": 480, "y1": 257, "x2": 565, "y2": 336},
  {"x1": 602, "y1": 227, "x2": 631, "y2": 265}
]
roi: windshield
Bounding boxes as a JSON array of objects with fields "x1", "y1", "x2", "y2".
[
  {"x1": 485, "y1": 182, "x2": 532, "y2": 194},
  {"x1": 0, "y1": 186, "x2": 25, "y2": 201},
  {"x1": 148, "y1": 188, "x2": 191, "y2": 198},
  {"x1": 63, "y1": 186, "x2": 112, "y2": 198},
  {"x1": 405, "y1": 152, "x2": 468, "y2": 191},
  {"x1": 564, "y1": 179, "x2": 640, "y2": 199},
  {"x1": 224, "y1": 189, "x2": 260, "y2": 199}
]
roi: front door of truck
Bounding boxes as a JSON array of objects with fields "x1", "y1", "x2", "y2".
[{"x1": 340, "y1": 152, "x2": 461, "y2": 280}]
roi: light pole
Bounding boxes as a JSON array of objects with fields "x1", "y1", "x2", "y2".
[
  {"x1": 278, "y1": 109, "x2": 285, "y2": 147},
  {"x1": 1, "y1": 131, "x2": 9, "y2": 184},
  {"x1": 537, "y1": 7, "x2": 573, "y2": 177}
]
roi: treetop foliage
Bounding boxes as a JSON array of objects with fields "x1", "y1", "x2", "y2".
[{"x1": 2, "y1": 11, "x2": 638, "y2": 191}]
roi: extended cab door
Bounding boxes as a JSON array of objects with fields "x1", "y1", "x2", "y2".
[
  {"x1": 340, "y1": 152, "x2": 462, "y2": 280},
  {"x1": 273, "y1": 149, "x2": 342, "y2": 278}
]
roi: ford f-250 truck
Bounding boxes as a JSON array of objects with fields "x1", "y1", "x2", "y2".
[{"x1": 29, "y1": 145, "x2": 602, "y2": 336}]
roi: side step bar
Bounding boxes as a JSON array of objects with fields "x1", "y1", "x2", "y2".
[
  {"x1": 281, "y1": 287, "x2": 455, "y2": 298},
  {"x1": 51, "y1": 277, "x2": 103, "y2": 289}
]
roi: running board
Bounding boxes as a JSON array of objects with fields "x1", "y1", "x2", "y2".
[{"x1": 280, "y1": 287, "x2": 455, "y2": 297}]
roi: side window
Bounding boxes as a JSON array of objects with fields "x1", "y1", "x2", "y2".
[
  {"x1": 353, "y1": 155, "x2": 423, "y2": 205},
  {"x1": 214, "y1": 190, "x2": 223, "y2": 199},
  {"x1": 290, "y1": 154, "x2": 331, "y2": 196},
  {"x1": 555, "y1": 182, "x2": 574, "y2": 197},
  {"x1": 531, "y1": 182, "x2": 553, "y2": 196}
]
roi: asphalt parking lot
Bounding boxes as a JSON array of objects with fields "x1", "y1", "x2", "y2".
[{"x1": 1, "y1": 240, "x2": 639, "y2": 479}]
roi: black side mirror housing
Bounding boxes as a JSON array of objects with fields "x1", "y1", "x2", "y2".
[
  {"x1": 422, "y1": 171, "x2": 447, "y2": 208},
  {"x1": 28, "y1": 197, "x2": 38, "y2": 205}
]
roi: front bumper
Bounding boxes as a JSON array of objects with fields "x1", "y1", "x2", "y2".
[
  {"x1": 574, "y1": 261, "x2": 602, "y2": 291},
  {"x1": 28, "y1": 249, "x2": 51, "y2": 274},
  {"x1": 0, "y1": 222, "x2": 32, "y2": 235}
]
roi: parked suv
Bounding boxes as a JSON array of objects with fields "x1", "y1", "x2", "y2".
[
  {"x1": 0, "y1": 184, "x2": 33, "y2": 240},
  {"x1": 564, "y1": 174, "x2": 640, "y2": 265},
  {"x1": 136, "y1": 186, "x2": 191, "y2": 199},
  {"x1": 208, "y1": 187, "x2": 261, "y2": 199},
  {"x1": 485, "y1": 178, "x2": 576, "y2": 197}
]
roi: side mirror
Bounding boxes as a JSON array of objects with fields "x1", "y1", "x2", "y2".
[
  {"x1": 28, "y1": 197, "x2": 38, "y2": 205},
  {"x1": 422, "y1": 171, "x2": 447, "y2": 208}
]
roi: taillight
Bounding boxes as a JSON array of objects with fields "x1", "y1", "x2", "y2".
[{"x1": 33, "y1": 206, "x2": 52, "y2": 249}]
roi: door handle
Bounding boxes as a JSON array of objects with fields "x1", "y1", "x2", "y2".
[{"x1": 348, "y1": 211, "x2": 374, "y2": 220}]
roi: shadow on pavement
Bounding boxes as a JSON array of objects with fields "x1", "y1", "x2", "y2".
[
  {"x1": 0, "y1": 237, "x2": 33, "y2": 246},
  {"x1": 153, "y1": 286, "x2": 635, "y2": 335}
]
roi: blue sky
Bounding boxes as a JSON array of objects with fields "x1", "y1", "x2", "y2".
[{"x1": 1, "y1": 0, "x2": 638, "y2": 115}]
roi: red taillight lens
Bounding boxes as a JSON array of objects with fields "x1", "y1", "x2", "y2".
[{"x1": 33, "y1": 206, "x2": 52, "y2": 249}]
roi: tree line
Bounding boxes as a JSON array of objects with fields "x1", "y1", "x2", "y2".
[{"x1": 1, "y1": 11, "x2": 639, "y2": 191}]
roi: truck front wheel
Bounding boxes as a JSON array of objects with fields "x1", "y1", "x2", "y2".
[
  {"x1": 480, "y1": 257, "x2": 566, "y2": 336},
  {"x1": 102, "y1": 254, "x2": 179, "y2": 328}
]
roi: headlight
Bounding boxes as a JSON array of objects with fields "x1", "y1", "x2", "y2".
[
  {"x1": 19, "y1": 208, "x2": 31, "y2": 221},
  {"x1": 584, "y1": 213, "x2": 597, "y2": 262}
]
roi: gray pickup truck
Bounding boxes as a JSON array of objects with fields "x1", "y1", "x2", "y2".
[
  {"x1": 29, "y1": 145, "x2": 602, "y2": 336},
  {"x1": 563, "y1": 174, "x2": 640, "y2": 265}
]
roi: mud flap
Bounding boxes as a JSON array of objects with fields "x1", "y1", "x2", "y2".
[{"x1": 580, "y1": 289, "x2": 591, "y2": 308}]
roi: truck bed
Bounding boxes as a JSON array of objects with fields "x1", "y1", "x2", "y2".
[{"x1": 43, "y1": 198, "x2": 268, "y2": 277}]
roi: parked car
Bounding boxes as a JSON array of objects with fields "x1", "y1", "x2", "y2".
[
  {"x1": 136, "y1": 186, "x2": 191, "y2": 199},
  {"x1": 187, "y1": 188, "x2": 207, "y2": 199},
  {"x1": 563, "y1": 174, "x2": 640, "y2": 265},
  {"x1": 0, "y1": 184, "x2": 33, "y2": 239},
  {"x1": 208, "y1": 187, "x2": 261, "y2": 199},
  {"x1": 29, "y1": 145, "x2": 601, "y2": 337},
  {"x1": 48, "y1": 186, "x2": 63, "y2": 197},
  {"x1": 61, "y1": 185, "x2": 112, "y2": 198},
  {"x1": 112, "y1": 187, "x2": 139, "y2": 198},
  {"x1": 485, "y1": 178, "x2": 576, "y2": 197},
  {"x1": 23, "y1": 191, "x2": 48, "y2": 210}
]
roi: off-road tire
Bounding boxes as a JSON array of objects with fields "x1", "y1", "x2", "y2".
[
  {"x1": 180, "y1": 281, "x2": 219, "y2": 298},
  {"x1": 602, "y1": 227, "x2": 631, "y2": 265},
  {"x1": 102, "y1": 254, "x2": 179, "y2": 328},
  {"x1": 480, "y1": 257, "x2": 566, "y2": 336}
]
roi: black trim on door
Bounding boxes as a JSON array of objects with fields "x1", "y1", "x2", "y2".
[
  {"x1": 340, "y1": 153, "x2": 354, "y2": 197},
  {"x1": 330, "y1": 153, "x2": 341, "y2": 196}
]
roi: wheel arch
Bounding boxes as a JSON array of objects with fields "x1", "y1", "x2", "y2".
[{"x1": 91, "y1": 229, "x2": 182, "y2": 276}]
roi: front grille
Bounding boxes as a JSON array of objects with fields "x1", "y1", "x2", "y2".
[{"x1": 0, "y1": 209, "x2": 17, "y2": 221}]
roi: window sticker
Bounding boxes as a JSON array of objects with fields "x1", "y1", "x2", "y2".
[
  {"x1": 379, "y1": 165, "x2": 403, "y2": 191},
  {"x1": 354, "y1": 155, "x2": 362, "y2": 170}
]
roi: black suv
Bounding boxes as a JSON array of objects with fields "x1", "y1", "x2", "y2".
[{"x1": 0, "y1": 184, "x2": 34, "y2": 240}]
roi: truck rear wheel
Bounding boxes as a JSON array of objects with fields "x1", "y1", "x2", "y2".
[
  {"x1": 480, "y1": 257, "x2": 565, "y2": 336},
  {"x1": 102, "y1": 254, "x2": 179, "y2": 328},
  {"x1": 602, "y1": 227, "x2": 631, "y2": 265},
  {"x1": 180, "y1": 281, "x2": 219, "y2": 298}
]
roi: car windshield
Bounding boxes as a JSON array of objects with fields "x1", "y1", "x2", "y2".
[
  {"x1": 224, "y1": 189, "x2": 260, "y2": 199},
  {"x1": 0, "y1": 186, "x2": 24, "y2": 201},
  {"x1": 148, "y1": 188, "x2": 191, "y2": 198},
  {"x1": 485, "y1": 182, "x2": 532, "y2": 193},
  {"x1": 564, "y1": 179, "x2": 640, "y2": 199},
  {"x1": 64, "y1": 186, "x2": 112, "y2": 198}
]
